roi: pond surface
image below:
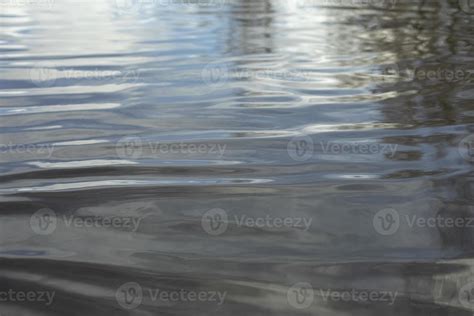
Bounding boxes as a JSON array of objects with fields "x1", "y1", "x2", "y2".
[{"x1": 1, "y1": 0, "x2": 474, "y2": 315}]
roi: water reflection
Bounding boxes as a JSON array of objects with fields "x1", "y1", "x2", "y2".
[{"x1": 0, "y1": 0, "x2": 473, "y2": 315}]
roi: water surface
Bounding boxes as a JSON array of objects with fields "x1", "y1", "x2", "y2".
[{"x1": 1, "y1": 0, "x2": 474, "y2": 315}]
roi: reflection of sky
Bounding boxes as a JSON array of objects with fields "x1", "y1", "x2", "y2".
[
  {"x1": 4, "y1": 0, "x2": 147, "y2": 56},
  {"x1": 1, "y1": 3, "x2": 474, "y2": 315}
]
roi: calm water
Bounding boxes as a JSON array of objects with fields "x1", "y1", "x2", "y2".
[{"x1": 1, "y1": 0, "x2": 474, "y2": 315}]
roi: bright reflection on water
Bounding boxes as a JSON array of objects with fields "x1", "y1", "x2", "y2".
[{"x1": 1, "y1": 0, "x2": 474, "y2": 315}]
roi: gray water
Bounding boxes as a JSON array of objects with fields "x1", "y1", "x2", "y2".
[{"x1": 1, "y1": 0, "x2": 474, "y2": 315}]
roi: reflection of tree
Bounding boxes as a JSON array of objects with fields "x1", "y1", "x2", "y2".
[
  {"x1": 226, "y1": 0, "x2": 275, "y2": 55},
  {"x1": 216, "y1": 1, "x2": 474, "y2": 315},
  {"x1": 371, "y1": 1, "x2": 472, "y2": 125},
  {"x1": 362, "y1": 1, "x2": 474, "y2": 313}
]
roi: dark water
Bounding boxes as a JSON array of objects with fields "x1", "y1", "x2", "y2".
[{"x1": 1, "y1": 0, "x2": 474, "y2": 315}]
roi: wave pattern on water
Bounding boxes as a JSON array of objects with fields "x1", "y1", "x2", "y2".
[{"x1": 1, "y1": 0, "x2": 474, "y2": 315}]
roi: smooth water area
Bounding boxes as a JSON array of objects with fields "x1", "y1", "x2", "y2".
[{"x1": 1, "y1": 0, "x2": 474, "y2": 315}]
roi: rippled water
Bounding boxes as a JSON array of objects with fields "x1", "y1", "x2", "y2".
[{"x1": 1, "y1": 0, "x2": 474, "y2": 315}]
